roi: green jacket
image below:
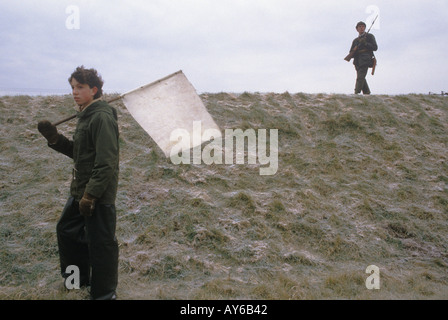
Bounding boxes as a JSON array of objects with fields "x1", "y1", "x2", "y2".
[
  {"x1": 50, "y1": 100, "x2": 119, "y2": 204},
  {"x1": 350, "y1": 33, "x2": 378, "y2": 68}
]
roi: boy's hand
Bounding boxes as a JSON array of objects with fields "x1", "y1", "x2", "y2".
[
  {"x1": 37, "y1": 120, "x2": 59, "y2": 144},
  {"x1": 79, "y1": 193, "x2": 97, "y2": 217}
]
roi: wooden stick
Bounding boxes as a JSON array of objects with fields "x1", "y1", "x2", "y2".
[
  {"x1": 52, "y1": 95, "x2": 123, "y2": 126},
  {"x1": 52, "y1": 114, "x2": 77, "y2": 126}
]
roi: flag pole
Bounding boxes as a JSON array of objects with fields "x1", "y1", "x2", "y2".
[
  {"x1": 52, "y1": 95, "x2": 123, "y2": 126},
  {"x1": 52, "y1": 71, "x2": 183, "y2": 127}
]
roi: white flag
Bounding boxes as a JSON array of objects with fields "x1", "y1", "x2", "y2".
[{"x1": 121, "y1": 71, "x2": 221, "y2": 157}]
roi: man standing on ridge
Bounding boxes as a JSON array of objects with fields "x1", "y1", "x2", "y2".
[
  {"x1": 346, "y1": 21, "x2": 378, "y2": 95},
  {"x1": 37, "y1": 66, "x2": 120, "y2": 300}
]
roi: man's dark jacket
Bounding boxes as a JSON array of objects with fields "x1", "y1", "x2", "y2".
[
  {"x1": 50, "y1": 100, "x2": 119, "y2": 204},
  {"x1": 350, "y1": 33, "x2": 378, "y2": 68}
]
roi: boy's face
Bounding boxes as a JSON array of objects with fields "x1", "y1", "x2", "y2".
[
  {"x1": 357, "y1": 25, "x2": 366, "y2": 35},
  {"x1": 70, "y1": 78, "x2": 98, "y2": 108}
]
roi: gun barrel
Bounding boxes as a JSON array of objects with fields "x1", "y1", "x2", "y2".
[{"x1": 367, "y1": 15, "x2": 379, "y2": 33}]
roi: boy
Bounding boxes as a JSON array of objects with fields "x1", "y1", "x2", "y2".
[{"x1": 38, "y1": 66, "x2": 119, "y2": 300}]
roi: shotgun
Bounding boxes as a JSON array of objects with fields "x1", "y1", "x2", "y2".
[{"x1": 344, "y1": 15, "x2": 378, "y2": 62}]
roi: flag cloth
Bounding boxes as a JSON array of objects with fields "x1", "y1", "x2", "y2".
[{"x1": 121, "y1": 71, "x2": 221, "y2": 157}]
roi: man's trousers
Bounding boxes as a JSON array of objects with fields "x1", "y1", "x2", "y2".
[
  {"x1": 355, "y1": 65, "x2": 371, "y2": 95},
  {"x1": 56, "y1": 197, "x2": 119, "y2": 300}
]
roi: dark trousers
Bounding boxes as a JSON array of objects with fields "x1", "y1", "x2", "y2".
[
  {"x1": 57, "y1": 197, "x2": 119, "y2": 300},
  {"x1": 355, "y1": 66, "x2": 371, "y2": 94}
]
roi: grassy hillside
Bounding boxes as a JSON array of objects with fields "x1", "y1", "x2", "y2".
[{"x1": 0, "y1": 92, "x2": 447, "y2": 299}]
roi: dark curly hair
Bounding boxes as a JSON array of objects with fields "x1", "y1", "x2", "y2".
[{"x1": 68, "y1": 66, "x2": 104, "y2": 99}]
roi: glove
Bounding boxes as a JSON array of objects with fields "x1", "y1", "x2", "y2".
[
  {"x1": 37, "y1": 120, "x2": 59, "y2": 144},
  {"x1": 79, "y1": 192, "x2": 97, "y2": 217}
]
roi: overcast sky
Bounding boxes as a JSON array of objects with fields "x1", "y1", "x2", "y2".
[{"x1": 1, "y1": 0, "x2": 447, "y2": 95}]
